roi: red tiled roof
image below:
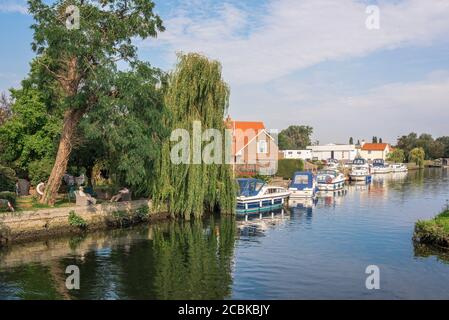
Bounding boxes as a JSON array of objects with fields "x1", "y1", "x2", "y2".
[
  {"x1": 361, "y1": 143, "x2": 389, "y2": 151},
  {"x1": 225, "y1": 120, "x2": 265, "y2": 131}
]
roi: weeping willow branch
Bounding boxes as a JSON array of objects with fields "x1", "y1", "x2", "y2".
[{"x1": 152, "y1": 53, "x2": 236, "y2": 219}]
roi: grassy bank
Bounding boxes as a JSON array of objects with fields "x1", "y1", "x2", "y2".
[{"x1": 414, "y1": 210, "x2": 449, "y2": 249}]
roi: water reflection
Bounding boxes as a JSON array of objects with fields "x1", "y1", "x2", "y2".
[
  {"x1": 0, "y1": 217, "x2": 237, "y2": 300},
  {"x1": 237, "y1": 209, "x2": 290, "y2": 237},
  {"x1": 1, "y1": 168, "x2": 449, "y2": 299}
]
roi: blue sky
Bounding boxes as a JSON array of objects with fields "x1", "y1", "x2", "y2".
[{"x1": 1, "y1": 0, "x2": 449, "y2": 144}]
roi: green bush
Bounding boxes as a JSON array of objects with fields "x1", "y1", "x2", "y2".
[
  {"x1": 0, "y1": 191, "x2": 16, "y2": 206},
  {"x1": 135, "y1": 205, "x2": 150, "y2": 220},
  {"x1": 0, "y1": 165, "x2": 16, "y2": 192},
  {"x1": 68, "y1": 211, "x2": 88, "y2": 229},
  {"x1": 277, "y1": 159, "x2": 304, "y2": 179},
  {"x1": 28, "y1": 158, "x2": 54, "y2": 185}
]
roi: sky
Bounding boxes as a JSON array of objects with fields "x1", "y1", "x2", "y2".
[{"x1": 1, "y1": 0, "x2": 449, "y2": 144}]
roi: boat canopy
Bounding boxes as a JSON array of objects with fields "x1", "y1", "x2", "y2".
[
  {"x1": 352, "y1": 158, "x2": 366, "y2": 165},
  {"x1": 372, "y1": 159, "x2": 385, "y2": 166},
  {"x1": 237, "y1": 178, "x2": 265, "y2": 197},
  {"x1": 290, "y1": 171, "x2": 314, "y2": 190}
]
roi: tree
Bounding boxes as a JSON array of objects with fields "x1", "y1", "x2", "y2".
[
  {"x1": 79, "y1": 63, "x2": 167, "y2": 196},
  {"x1": 0, "y1": 92, "x2": 12, "y2": 126},
  {"x1": 436, "y1": 136, "x2": 449, "y2": 158},
  {"x1": 387, "y1": 148, "x2": 405, "y2": 163},
  {"x1": 27, "y1": 0, "x2": 164, "y2": 205},
  {"x1": 409, "y1": 147, "x2": 425, "y2": 168},
  {"x1": 0, "y1": 88, "x2": 61, "y2": 178},
  {"x1": 278, "y1": 125, "x2": 313, "y2": 150},
  {"x1": 349, "y1": 137, "x2": 354, "y2": 145},
  {"x1": 372, "y1": 136, "x2": 378, "y2": 143},
  {"x1": 379, "y1": 137, "x2": 383, "y2": 144},
  {"x1": 153, "y1": 53, "x2": 236, "y2": 219}
]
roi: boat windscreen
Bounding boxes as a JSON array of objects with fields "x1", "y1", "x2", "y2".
[{"x1": 237, "y1": 179, "x2": 265, "y2": 197}]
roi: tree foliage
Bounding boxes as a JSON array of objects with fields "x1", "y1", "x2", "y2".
[
  {"x1": 278, "y1": 125, "x2": 313, "y2": 150},
  {"x1": 0, "y1": 88, "x2": 61, "y2": 176},
  {"x1": 27, "y1": 0, "x2": 165, "y2": 204},
  {"x1": 153, "y1": 53, "x2": 236, "y2": 219},
  {"x1": 387, "y1": 148, "x2": 405, "y2": 163},
  {"x1": 409, "y1": 147, "x2": 425, "y2": 168},
  {"x1": 397, "y1": 132, "x2": 449, "y2": 160}
]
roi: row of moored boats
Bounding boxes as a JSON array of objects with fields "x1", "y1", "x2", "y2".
[{"x1": 236, "y1": 158, "x2": 407, "y2": 214}]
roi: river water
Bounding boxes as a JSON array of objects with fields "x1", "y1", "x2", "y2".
[{"x1": 0, "y1": 168, "x2": 448, "y2": 299}]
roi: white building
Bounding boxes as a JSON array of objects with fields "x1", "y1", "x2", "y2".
[
  {"x1": 280, "y1": 149, "x2": 312, "y2": 160},
  {"x1": 307, "y1": 144, "x2": 357, "y2": 161},
  {"x1": 359, "y1": 143, "x2": 392, "y2": 161}
]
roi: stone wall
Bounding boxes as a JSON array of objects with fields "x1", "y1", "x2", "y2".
[{"x1": 0, "y1": 200, "x2": 156, "y2": 245}]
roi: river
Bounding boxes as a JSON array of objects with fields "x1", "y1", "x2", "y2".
[{"x1": 1, "y1": 168, "x2": 448, "y2": 299}]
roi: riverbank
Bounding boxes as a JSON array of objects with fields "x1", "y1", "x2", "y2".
[
  {"x1": 414, "y1": 209, "x2": 449, "y2": 249},
  {"x1": 0, "y1": 200, "x2": 170, "y2": 246}
]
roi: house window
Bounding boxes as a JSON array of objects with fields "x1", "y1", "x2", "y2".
[
  {"x1": 257, "y1": 140, "x2": 267, "y2": 153},
  {"x1": 288, "y1": 151, "x2": 293, "y2": 155},
  {"x1": 368, "y1": 151, "x2": 372, "y2": 154}
]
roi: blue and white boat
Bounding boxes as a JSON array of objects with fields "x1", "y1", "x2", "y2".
[
  {"x1": 236, "y1": 178, "x2": 290, "y2": 214},
  {"x1": 316, "y1": 169, "x2": 346, "y2": 191},
  {"x1": 288, "y1": 171, "x2": 317, "y2": 198}
]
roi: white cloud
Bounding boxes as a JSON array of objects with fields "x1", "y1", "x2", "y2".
[
  {"x1": 0, "y1": 1, "x2": 28, "y2": 14},
  {"x1": 147, "y1": 0, "x2": 449, "y2": 85},
  {"x1": 245, "y1": 73, "x2": 449, "y2": 143}
]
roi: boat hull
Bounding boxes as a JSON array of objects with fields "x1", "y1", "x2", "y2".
[
  {"x1": 350, "y1": 174, "x2": 372, "y2": 182},
  {"x1": 236, "y1": 193, "x2": 290, "y2": 215},
  {"x1": 289, "y1": 188, "x2": 316, "y2": 198},
  {"x1": 316, "y1": 180, "x2": 345, "y2": 191}
]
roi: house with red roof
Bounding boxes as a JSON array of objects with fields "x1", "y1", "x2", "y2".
[
  {"x1": 225, "y1": 116, "x2": 278, "y2": 176},
  {"x1": 359, "y1": 142, "x2": 393, "y2": 161}
]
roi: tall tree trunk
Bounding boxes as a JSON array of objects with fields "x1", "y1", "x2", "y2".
[{"x1": 40, "y1": 108, "x2": 84, "y2": 205}]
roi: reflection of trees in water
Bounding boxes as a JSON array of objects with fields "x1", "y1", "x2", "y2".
[
  {"x1": 0, "y1": 216, "x2": 237, "y2": 300},
  {"x1": 0, "y1": 264, "x2": 61, "y2": 299},
  {"x1": 152, "y1": 216, "x2": 236, "y2": 299},
  {"x1": 414, "y1": 242, "x2": 449, "y2": 265}
]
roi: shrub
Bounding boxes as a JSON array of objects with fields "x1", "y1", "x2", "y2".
[
  {"x1": 28, "y1": 158, "x2": 54, "y2": 185},
  {"x1": 0, "y1": 191, "x2": 16, "y2": 206},
  {"x1": 0, "y1": 165, "x2": 16, "y2": 192},
  {"x1": 68, "y1": 211, "x2": 88, "y2": 229},
  {"x1": 277, "y1": 159, "x2": 304, "y2": 179},
  {"x1": 135, "y1": 205, "x2": 150, "y2": 220}
]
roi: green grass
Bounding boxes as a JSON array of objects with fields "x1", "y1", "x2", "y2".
[{"x1": 415, "y1": 210, "x2": 449, "y2": 248}]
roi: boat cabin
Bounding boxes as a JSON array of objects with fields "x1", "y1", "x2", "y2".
[{"x1": 290, "y1": 172, "x2": 314, "y2": 190}]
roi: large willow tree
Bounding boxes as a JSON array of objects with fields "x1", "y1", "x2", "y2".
[{"x1": 153, "y1": 54, "x2": 236, "y2": 219}]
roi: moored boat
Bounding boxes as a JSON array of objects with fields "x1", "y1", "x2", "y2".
[
  {"x1": 350, "y1": 158, "x2": 372, "y2": 182},
  {"x1": 372, "y1": 159, "x2": 391, "y2": 174},
  {"x1": 316, "y1": 169, "x2": 346, "y2": 191},
  {"x1": 390, "y1": 163, "x2": 408, "y2": 173},
  {"x1": 288, "y1": 171, "x2": 317, "y2": 198},
  {"x1": 236, "y1": 178, "x2": 290, "y2": 214}
]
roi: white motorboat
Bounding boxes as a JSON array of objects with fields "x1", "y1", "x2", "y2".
[
  {"x1": 325, "y1": 158, "x2": 339, "y2": 170},
  {"x1": 288, "y1": 171, "x2": 317, "y2": 198},
  {"x1": 350, "y1": 158, "x2": 372, "y2": 182},
  {"x1": 390, "y1": 163, "x2": 408, "y2": 173},
  {"x1": 236, "y1": 178, "x2": 290, "y2": 214},
  {"x1": 316, "y1": 169, "x2": 346, "y2": 191},
  {"x1": 372, "y1": 159, "x2": 391, "y2": 174}
]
